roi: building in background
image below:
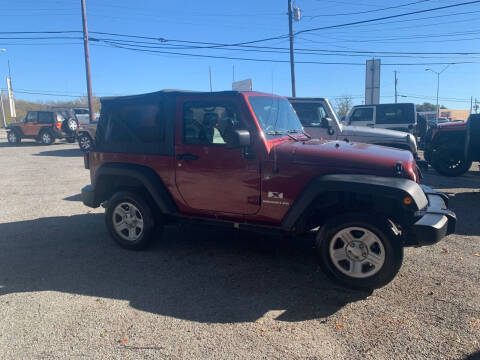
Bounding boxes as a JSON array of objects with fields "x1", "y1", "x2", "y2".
[{"x1": 438, "y1": 109, "x2": 471, "y2": 121}]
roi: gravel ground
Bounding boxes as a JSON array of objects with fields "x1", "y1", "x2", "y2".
[{"x1": 0, "y1": 139, "x2": 478, "y2": 360}]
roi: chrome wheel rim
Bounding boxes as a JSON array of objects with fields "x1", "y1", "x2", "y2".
[
  {"x1": 329, "y1": 226, "x2": 386, "y2": 279},
  {"x1": 112, "y1": 202, "x2": 144, "y2": 242},
  {"x1": 8, "y1": 132, "x2": 16, "y2": 142},
  {"x1": 80, "y1": 136, "x2": 91, "y2": 150},
  {"x1": 42, "y1": 132, "x2": 51, "y2": 143}
]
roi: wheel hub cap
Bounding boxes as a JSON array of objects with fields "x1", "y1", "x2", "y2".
[
  {"x1": 113, "y1": 202, "x2": 144, "y2": 242},
  {"x1": 346, "y1": 241, "x2": 368, "y2": 261},
  {"x1": 328, "y1": 226, "x2": 386, "y2": 279}
]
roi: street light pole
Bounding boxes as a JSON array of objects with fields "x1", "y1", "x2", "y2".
[
  {"x1": 425, "y1": 64, "x2": 451, "y2": 123},
  {"x1": 81, "y1": 0, "x2": 94, "y2": 123},
  {"x1": 0, "y1": 48, "x2": 7, "y2": 128},
  {"x1": 394, "y1": 70, "x2": 398, "y2": 104}
]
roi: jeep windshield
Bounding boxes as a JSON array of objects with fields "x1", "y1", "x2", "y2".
[{"x1": 248, "y1": 96, "x2": 306, "y2": 140}]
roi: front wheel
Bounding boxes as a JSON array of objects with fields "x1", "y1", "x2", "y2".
[
  {"x1": 78, "y1": 133, "x2": 93, "y2": 152},
  {"x1": 316, "y1": 213, "x2": 403, "y2": 290},
  {"x1": 7, "y1": 130, "x2": 21, "y2": 145},
  {"x1": 105, "y1": 191, "x2": 159, "y2": 250},
  {"x1": 431, "y1": 145, "x2": 472, "y2": 177}
]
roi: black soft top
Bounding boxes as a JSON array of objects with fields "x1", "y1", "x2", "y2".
[
  {"x1": 96, "y1": 89, "x2": 245, "y2": 155},
  {"x1": 100, "y1": 89, "x2": 242, "y2": 105}
]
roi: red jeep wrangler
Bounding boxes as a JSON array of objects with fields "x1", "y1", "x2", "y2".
[{"x1": 82, "y1": 90, "x2": 456, "y2": 289}]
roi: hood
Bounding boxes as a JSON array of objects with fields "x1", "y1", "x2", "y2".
[
  {"x1": 437, "y1": 120, "x2": 467, "y2": 130},
  {"x1": 7, "y1": 121, "x2": 23, "y2": 128},
  {"x1": 272, "y1": 139, "x2": 416, "y2": 180},
  {"x1": 341, "y1": 125, "x2": 413, "y2": 141}
]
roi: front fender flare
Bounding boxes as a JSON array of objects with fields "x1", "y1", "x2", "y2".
[{"x1": 281, "y1": 174, "x2": 427, "y2": 231}]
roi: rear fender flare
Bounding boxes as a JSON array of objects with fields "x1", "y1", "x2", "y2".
[{"x1": 93, "y1": 163, "x2": 177, "y2": 214}]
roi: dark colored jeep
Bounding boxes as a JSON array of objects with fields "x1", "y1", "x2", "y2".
[
  {"x1": 81, "y1": 90, "x2": 456, "y2": 290},
  {"x1": 6, "y1": 110, "x2": 78, "y2": 145},
  {"x1": 424, "y1": 114, "x2": 480, "y2": 176}
]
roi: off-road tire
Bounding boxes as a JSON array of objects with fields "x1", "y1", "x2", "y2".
[
  {"x1": 316, "y1": 213, "x2": 403, "y2": 290},
  {"x1": 40, "y1": 129, "x2": 55, "y2": 145},
  {"x1": 7, "y1": 130, "x2": 21, "y2": 145},
  {"x1": 431, "y1": 144, "x2": 472, "y2": 177},
  {"x1": 78, "y1": 133, "x2": 93, "y2": 152},
  {"x1": 105, "y1": 191, "x2": 159, "y2": 250}
]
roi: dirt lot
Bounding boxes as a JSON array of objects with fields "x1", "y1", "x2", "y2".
[{"x1": 0, "y1": 139, "x2": 478, "y2": 360}]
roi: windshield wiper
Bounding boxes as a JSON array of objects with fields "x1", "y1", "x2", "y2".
[
  {"x1": 288, "y1": 129, "x2": 311, "y2": 139},
  {"x1": 266, "y1": 130, "x2": 284, "y2": 136}
]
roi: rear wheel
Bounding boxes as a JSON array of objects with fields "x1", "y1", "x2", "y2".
[
  {"x1": 316, "y1": 213, "x2": 403, "y2": 290},
  {"x1": 105, "y1": 191, "x2": 160, "y2": 250},
  {"x1": 40, "y1": 130, "x2": 55, "y2": 145},
  {"x1": 7, "y1": 130, "x2": 21, "y2": 145},
  {"x1": 431, "y1": 144, "x2": 472, "y2": 177}
]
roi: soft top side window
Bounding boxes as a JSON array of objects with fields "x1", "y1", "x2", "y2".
[
  {"x1": 183, "y1": 101, "x2": 242, "y2": 146},
  {"x1": 38, "y1": 112, "x2": 54, "y2": 124},
  {"x1": 291, "y1": 102, "x2": 327, "y2": 127},
  {"x1": 25, "y1": 112, "x2": 37, "y2": 122}
]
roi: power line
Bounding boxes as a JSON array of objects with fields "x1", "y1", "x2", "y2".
[
  {"x1": 89, "y1": 32, "x2": 480, "y2": 56},
  {"x1": 96, "y1": 40, "x2": 480, "y2": 66},
  {"x1": 305, "y1": 0, "x2": 432, "y2": 18},
  {"x1": 294, "y1": 0, "x2": 480, "y2": 36}
]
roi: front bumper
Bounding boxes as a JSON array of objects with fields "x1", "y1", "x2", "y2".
[
  {"x1": 81, "y1": 185, "x2": 100, "y2": 208},
  {"x1": 405, "y1": 185, "x2": 456, "y2": 247}
]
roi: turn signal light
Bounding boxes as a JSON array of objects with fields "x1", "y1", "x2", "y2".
[
  {"x1": 403, "y1": 196, "x2": 413, "y2": 205},
  {"x1": 56, "y1": 122, "x2": 62, "y2": 130}
]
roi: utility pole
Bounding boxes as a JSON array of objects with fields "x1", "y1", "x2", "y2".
[
  {"x1": 81, "y1": 0, "x2": 94, "y2": 123},
  {"x1": 471, "y1": 96, "x2": 473, "y2": 114},
  {"x1": 0, "y1": 91, "x2": 6, "y2": 128},
  {"x1": 425, "y1": 64, "x2": 451, "y2": 123},
  {"x1": 209, "y1": 66, "x2": 213, "y2": 92},
  {"x1": 394, "y1": 70, "x2": 398, "y2": 104},
  {"x1": 288, "y1": 0, "x2": 296, "y2": 97}
]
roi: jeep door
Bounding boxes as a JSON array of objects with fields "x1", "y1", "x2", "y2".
[
  {"x1": 347, "y1": 106, "x2": 375, "y2": 128},
  {"x1": 290, "y1": 100, "x2": 338, "y2": 140},
  {"x1": 175, "y1": 96, "x2": 261, "y2": 215},
  {"x1": 22, "y1": 111, "x2": 39, "y2": 136}
]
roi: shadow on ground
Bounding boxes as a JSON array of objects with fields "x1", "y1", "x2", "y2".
[
  {"x1": 448, "y1": 191, "x2": 480, "y2": 236},
  {"x1": 422, "y1": 164, "x2": 480, "y2": 190},
  {"x1": 33, "y1": 148, "x2": 83, "y2": 157},
  {"x1": 0, "y1": 214, "x2": 370, "y2": 323},
  {"x1": 63, "y1": 194, "x2": 82, "y2": 201},
  {"x1": 0, "y1": 141, "x2": 65, "y2": 148}
]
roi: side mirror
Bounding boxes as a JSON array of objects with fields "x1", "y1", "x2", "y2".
[
  {"x1": 321, "y1": 117, "x2": 333, "y2": 129},
  {"x1": 227, "y1": 129, "x2": 251, "y2": 148}
]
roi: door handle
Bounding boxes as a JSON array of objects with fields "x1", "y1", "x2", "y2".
[{"x1": 176, "y1": 153, "x2": 199, "y2": 161}]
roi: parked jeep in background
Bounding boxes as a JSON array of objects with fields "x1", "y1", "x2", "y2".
[
  {"x1": 6, "y1": 110, "x2": 78, "y2": 145},
  {"x1": 344, "y1": 103, "x2": 417, "y2": 133},
  {"x1": 289, "y1": 97, "x2": 419, "y2": 157},
  {"x1": 77, "y1": 121, "x2": 97, "y2": 152},
  {"x1": 424, "y1": 114, "x2": 480, "y2": 176},
  {"x1": 82, "y1": 90, "x2": 456, "y2": 290}
]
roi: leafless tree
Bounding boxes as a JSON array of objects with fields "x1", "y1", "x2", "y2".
[{"x1": 334, "y1": 95, "x2": 353, "y2": 118}]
